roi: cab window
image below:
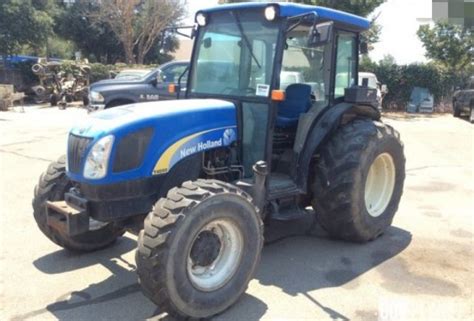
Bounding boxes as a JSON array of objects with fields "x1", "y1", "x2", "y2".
[
  {"x1": 280, "y1": 26, "x2": 331, "y2": 106},
  {"x1": 334, "y1": 32, "x2": 357, "y2": 98}
]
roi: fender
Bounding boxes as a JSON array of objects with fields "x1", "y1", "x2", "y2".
[{"x1": 294, "y1": 102, "x2": 380, "y2": 191}]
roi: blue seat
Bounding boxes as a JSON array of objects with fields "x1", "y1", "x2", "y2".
[{"x1": 276, "y1": 84, "x2": 312, "y2": 128}]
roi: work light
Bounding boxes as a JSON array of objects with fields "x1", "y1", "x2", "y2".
[
  {"x1": 265, "y1": 5, "x2": 277, "y2": 21},
  {"x1": 196, "y1": 13, "x2": 208, "y2": 26}
]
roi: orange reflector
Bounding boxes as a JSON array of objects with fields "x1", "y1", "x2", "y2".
[
  {"x1": 271, "y1": 90, "x2": 285, "y2": 101},
  {"x1": 168, "y1": 84, "x2": 176, "y2": 94}
]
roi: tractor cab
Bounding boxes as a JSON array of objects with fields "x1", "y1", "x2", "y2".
[{"x1": 183, "y1": 3, "x2": 370, "y2": 202}]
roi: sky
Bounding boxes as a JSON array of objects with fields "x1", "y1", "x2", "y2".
[{"x1": 184, "y1": 0, "x2": 432, "y2": 64}]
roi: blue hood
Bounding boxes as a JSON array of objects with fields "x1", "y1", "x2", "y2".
[{"x1": 68, "y1": 99, "x2": 237, "y2": 184}]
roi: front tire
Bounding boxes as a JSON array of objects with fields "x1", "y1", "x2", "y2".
[
  {"x1": 312, "y1": 119, "x2": 405, "y2": 242},
  {"x1": 32, "y1": 156, "x2": 124, "y2": 251},
  {"x1": 136, "y1": 180, "x2": 263, "y2": 319}
]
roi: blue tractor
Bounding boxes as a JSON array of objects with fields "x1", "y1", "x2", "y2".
[{"x1": 33, "y1": 2, "x2": 405, "y2": 319}]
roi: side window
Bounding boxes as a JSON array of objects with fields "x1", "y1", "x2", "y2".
[
  {"x1": 280, "y1": 28, "x2": 330, "y2": 105},
  {"x1": 334, "y1": 32, "x2": 357, "y2": 98},
  {"x1": 160, "y1": 65, "x2": 188, "y2": 83}
]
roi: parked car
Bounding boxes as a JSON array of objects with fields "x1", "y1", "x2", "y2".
[
  {"x1": 406, "y1": 87, "x2": 434, "y2": 113},
  {"x1": 453, "y1": 76, "x2": 474, "y2": 123},
  {"x1": 87, "y1": 60, "x2": 189, "y2": 111},
  {"x1": 358, "y1": 72, "x2": 387, "y2": 111}
]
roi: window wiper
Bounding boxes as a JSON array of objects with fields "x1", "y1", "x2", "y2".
[{"x1": 232, "y1": 13, "x2": 261, "y2": 69}]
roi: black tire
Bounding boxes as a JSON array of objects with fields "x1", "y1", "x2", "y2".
[
  {"x1": 136, "y1": 179, "x2": 263, "y2": 319},
  {"x1": 453, "y1": 101, "x2": 461, "y2": 117},
  {"x1": 32, "y1": 156, "x2": 124, "y2": 252},
  {"x1": 50, "y1": 94, "x2": 58, "y2": 106},
  {"x1": 312, "y1": 119, "x2": 405, "y2": 242}
]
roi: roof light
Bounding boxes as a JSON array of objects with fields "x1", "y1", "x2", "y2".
[
  {"x1": 196, "y1": 13, "x2": 207, "y2": 26},
  {"x1": 265, "y1": 5, "x2": 277, "y2": 21}
]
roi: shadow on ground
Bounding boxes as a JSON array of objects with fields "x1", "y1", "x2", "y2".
[{"x1": 18, "y1": 213, "x2": 411, "y2": 321}]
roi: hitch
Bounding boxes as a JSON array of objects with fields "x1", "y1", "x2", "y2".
[{"x1": 46, "y1": 192, "x2": 90, "y2": 236}]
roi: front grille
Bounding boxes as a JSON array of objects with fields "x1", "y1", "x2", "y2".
[{"x1": 68, "y1": 134, "x2": 92, "y2": 173}]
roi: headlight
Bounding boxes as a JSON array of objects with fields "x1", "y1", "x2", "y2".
[
  {"x1": 84, "y1": 135, "x2": 114, "y2": 179},
  {"x1": 89, "y1": 90, "x2": 104, "y2": 103}
]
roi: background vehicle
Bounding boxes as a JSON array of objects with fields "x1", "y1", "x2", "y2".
[
  {"x1": 33, "y1": 3, "x2": 405, "y2": 319},
  {"x1": 453, "y1": 76, "x2": 474, "y2": 122},
  {"x1": 406, "y1": 87, "x2": 434, "y2": 113},
  {"x1": 87, "y1": 60, "x2": 188, "y2": 111},
  {"x1": 358, "y1": 72, "x2": 387, "y2": 111}
]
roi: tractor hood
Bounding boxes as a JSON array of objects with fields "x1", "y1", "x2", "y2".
[{"x1": 68, "y1": 99, "x2": 237, "y2": 184}]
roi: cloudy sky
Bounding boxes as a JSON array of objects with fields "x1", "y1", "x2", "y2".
[{"x1": 185, "y1": 0, "x2": 433, "y2": 64}]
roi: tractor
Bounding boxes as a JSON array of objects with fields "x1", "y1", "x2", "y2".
[{"x1": 33, "y1": 2, "x2": 405, "y2": 319}]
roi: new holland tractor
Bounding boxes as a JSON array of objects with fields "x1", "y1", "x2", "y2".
[{"x1": 33, "y1": 2, "x2": 405, "y2": 319}]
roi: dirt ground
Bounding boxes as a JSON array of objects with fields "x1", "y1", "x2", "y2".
[{"x1": 0, "y1": 106, "x2": 472, "y2": 321}]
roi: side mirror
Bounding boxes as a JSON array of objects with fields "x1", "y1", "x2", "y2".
[
  {"x1": 150, "y1": 77, "x2": 158, "y2": 86},
  {"x1": 308, "y1": 21, "x2": 333, "y2": 47},
  {"x1": 381, "y1": 84, "x2": 388, "y2": 94},
  {"x1": 203, "y1": 37, "x2": 212, "y2": 48}
]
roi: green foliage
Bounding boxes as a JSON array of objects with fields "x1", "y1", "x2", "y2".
[
  {"x1": 46, "y1": 37, "x2": 76, "y2": 60},
  {"x1": 360, "y1": 56, "x2": 465, "y2": 110},
  {"x1": 89, "y1": 63, "x2": 115, "y2": 83},
  {"x1": 54, "y1": 2, "x2": 124, "y2": 64},
  {"x1": 417, "y1": 22, "x2": 473, "y2": 73},
  {"x1": 0, "y1": 0, "x2": 55, "y2": 57}
]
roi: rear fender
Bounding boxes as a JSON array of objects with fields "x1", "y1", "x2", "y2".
[{"x1": 294, "y1": 103, "x2": 380, "y2": 191}]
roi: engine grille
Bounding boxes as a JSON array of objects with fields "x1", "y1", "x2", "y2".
[{"x1": 68, "y1": 134, "x2": 92, "y2": 173}]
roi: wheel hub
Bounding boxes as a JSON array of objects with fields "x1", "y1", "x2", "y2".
[
  {"x1": 190, "y1": 230, "x2": 222, "y2": 267},
  {"x1": 364, "y1": 152, "x2": 396, "y2": 217},
  {"x1": 187, "y1": 219, "x2": 244, "y2": 291}
]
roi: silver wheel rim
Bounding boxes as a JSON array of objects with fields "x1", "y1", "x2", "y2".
[
  {"x1": 364, "y1": 153, "x2": 396, "y2": 217},
  {"x1": 187, "y1": 219, "x2": 243, "y2": 291}
]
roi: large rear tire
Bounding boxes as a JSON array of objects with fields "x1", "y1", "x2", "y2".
[
  {"x1": 136, "y1": 179, "x2": 263, "y2": 319},
  {"x1": 32, "y1": 156, "x2": 124, "y2": 251},
  {"x1": 312, "y1": 119, "x2": 405, "y2": 242}
]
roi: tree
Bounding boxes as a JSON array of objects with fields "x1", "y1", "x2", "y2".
[
  {"x1": 0, "y1": 0, "x2": 54, "y2": 58},
  {"x1": 417, "y1": 22, "x2": 473, "y2": 73},
  {"x1": 54, "y1": 2, "x2": 125, "y2": 64},
  {"x1": 93, "y1": 0, "x2": 186, "y2": 64}
]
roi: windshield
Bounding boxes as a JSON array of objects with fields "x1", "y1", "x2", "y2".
[{"x1": 190, "y1": 11, "x2": 280, "y2": 98}]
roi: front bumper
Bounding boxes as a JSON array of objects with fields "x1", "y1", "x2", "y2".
[{"x1": 46, "y1": 177, "x2": 162, "y2": 236}]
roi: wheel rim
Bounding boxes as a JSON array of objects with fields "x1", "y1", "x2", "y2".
[
  {"x1": 187, "y1": 219, "x2": 243, "y2": 291},
  {"x1": 364, "y1": 153, "x2": 396, "y2": 217}
]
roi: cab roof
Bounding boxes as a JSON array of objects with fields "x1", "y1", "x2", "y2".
[{"x1": 199, "y1": 2, "x2": 370, "y2": 31}]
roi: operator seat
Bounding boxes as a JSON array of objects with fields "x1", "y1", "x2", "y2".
[{"x1": 276, "y1": 83, "x2": 312, "y2": 128}]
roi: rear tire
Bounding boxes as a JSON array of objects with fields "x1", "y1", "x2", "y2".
[
  {"x1": 312, "y1": 119, "x2": 405, "y2": 242},
  {"x1": 136, "y1": 179, "x2": 263, "y2": 319},
  {"x1": 32, "y1": 156, "x2": 124, "y2": 251}
]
